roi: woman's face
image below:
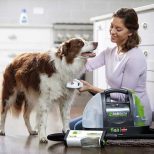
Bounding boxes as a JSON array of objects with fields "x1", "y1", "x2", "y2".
[{"x1": 110, "y1": 17, "x2": 132, "y2": 47}]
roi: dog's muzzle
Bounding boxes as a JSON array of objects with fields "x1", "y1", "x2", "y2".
[{"x1": 81, "y1": 42, "x2": 98, "y2": 53}]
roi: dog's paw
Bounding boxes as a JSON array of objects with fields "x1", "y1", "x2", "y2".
[
  {"x1": 0, "y1": 130, "x2": 5, "y2": 136},
  {"x1": 39, "y1": 137, "x2": 48, "y2": 143},
  {"x1": 30, "y1": 130, "x2": 38, "y2": 135}
]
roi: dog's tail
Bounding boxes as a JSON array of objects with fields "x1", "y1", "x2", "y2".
[
  {"x1": 1, "y1": 64, "x2": 16, "y2": 113},
  {"x1": 1, "y1": 64, "x2": 25, "y2": 116},
  {"x1": 12, "y1": 92, "x2": 26, "y2": 117}
]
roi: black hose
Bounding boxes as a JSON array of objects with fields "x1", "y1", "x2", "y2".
[{"x1": 47, "y1": 133, "x2": 65, "y2": 141}]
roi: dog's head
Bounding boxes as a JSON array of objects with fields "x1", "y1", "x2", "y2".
[{"x1": 56, "y1": 38, "x2": 98, "y2": 63}]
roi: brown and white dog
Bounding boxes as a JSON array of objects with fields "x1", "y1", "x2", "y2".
[{"x1": 0, "y1": 38, "x2": 98, "y2": 143}]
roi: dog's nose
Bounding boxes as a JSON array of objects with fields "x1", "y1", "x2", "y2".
[{"x1": 93, "y1": 42, "x2": 98, "y2": 48}]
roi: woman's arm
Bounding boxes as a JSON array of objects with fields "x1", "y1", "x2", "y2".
[
  {"x1": 85, "y1": 49, "x2": 107, "y2": 72},
  {"x1": 79, "y1": 48, "x2": 110, "y2": 93},
  {"x1": 79, "y1": 80, "x2": 104, "y2": 94}
]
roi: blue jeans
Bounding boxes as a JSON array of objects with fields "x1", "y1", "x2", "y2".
[{"x1": 69, "y1": 116, "x2": 83, "y2": 130}]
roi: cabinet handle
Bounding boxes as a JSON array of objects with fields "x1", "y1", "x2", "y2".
[
  {"x1": 8, "y1": 34, "x2": 17, "y2": 40},
  {"x1": 98, "y1": 25, "x2": 102, "y2": 30},
  {"x1": 8, "y1": 53, "x2": 16, "y2": 58},
  {"x1": 142, "y1": 23, "x2": 148, "y2": 30},
  {"x1": 144, "y1": 51, "x2": 148, "y2": 57}
]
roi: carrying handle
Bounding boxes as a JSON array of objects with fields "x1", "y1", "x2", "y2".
[{"x1": 104, "y1": 88, "x2": 129, "y2": 95}]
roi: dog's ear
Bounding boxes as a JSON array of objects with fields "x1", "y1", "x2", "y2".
[
  {"x1": 56, "y1": 42, "x2": 70, "y2": 59},
  {"x1": 61, "y1": 42, "x2": 70, "y2": 56}
]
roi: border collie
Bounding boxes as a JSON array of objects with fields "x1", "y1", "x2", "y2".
[{"x1": 0, "y1": 38, "x2": 97, "y2": 143}]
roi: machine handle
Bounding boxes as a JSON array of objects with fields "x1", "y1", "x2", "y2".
[
  {"x1": 47, "y1": 133, "x2": 65, "y2": 141},
  {"x1": 104, "y1": 88, "x2": 129, "y2": 95}
]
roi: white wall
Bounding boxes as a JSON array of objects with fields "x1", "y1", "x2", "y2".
[{"x1": 0, "y1": 0, "x2": 153, "y2": 25}]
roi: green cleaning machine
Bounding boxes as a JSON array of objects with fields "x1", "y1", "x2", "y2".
[{"x1": 82, "y1": 88, "x2": 151, "y2": 134}]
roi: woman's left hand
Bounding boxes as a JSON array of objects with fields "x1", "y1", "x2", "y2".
[{"x1": 79, "y1": 80, "x2": 104, "y2": 94}]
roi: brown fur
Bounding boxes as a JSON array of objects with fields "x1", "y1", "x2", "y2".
[
  {"x1": 56, "y1": 39, "x2": 84, "y2": 63},
  {"x1": 1, "y1": 52, "x2": 56, "y2": 114}
]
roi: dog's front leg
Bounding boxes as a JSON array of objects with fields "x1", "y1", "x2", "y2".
[
  {"x1": 38, "y1": 102, "x2": 48, "y2": 143},
  {"x1": 59, "y1": 98, "x2": 72, "y2": 132}
]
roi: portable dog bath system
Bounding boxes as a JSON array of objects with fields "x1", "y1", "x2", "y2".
[{"x1": 82, "y1": 88, "x2": 150, "y2": 134}]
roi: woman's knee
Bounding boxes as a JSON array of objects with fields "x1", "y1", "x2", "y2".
[{"x1": 69, "y1": 117, "x2": 82, "y2": 130}]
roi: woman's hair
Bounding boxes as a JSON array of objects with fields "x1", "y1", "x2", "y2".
[{"x1": 113, "y1": 8, "x2": 140, "y2": 52}]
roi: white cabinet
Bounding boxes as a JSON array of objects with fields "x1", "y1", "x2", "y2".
[
  {"x1": 137, "y1": 6, "x2": 154, "y2": 112},
  {"x1": 91, "y1": 4, "x2": 154, "y2": 112},
  {"x1": 0, "y1": 25, "x2": 53, "y2": 74}
]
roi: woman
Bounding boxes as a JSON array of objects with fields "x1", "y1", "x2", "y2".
[{"x1": 70, "y1": 8, "x2": 152, "y2": 130}]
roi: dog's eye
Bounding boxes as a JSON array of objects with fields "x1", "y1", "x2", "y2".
[
  {"x1": 75, "y1": 46, "x2": 80, "y2": 49},
  {"x1": 74, "y1": 45, "x2": 80, "y2": 48}
]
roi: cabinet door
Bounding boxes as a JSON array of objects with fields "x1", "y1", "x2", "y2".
[
  {"x1": 138, "y1": 11, "x2": 154, "y2": 45},
  {"x1": 140, "y1": 45, "x2": 154, "y2": 111},
  {"x1": 140, "y1": 46, "x2": 154, "y2": 71},
  {"x1": 147, "y1": 71, "x2": 154, "y2": 111}
]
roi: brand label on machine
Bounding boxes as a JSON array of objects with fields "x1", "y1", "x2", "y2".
[{"x1": 108, "y1": 111, "x2": 128, "y2": 117}]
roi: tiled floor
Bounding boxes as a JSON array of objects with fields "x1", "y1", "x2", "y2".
[{"x1": 0, "y1": 92, "x2": 154, "y2": 154}]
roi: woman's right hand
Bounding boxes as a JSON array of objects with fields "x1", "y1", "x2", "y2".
[{"x1": 79, "y1": 80, "x2": 93, "y2": 92}]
